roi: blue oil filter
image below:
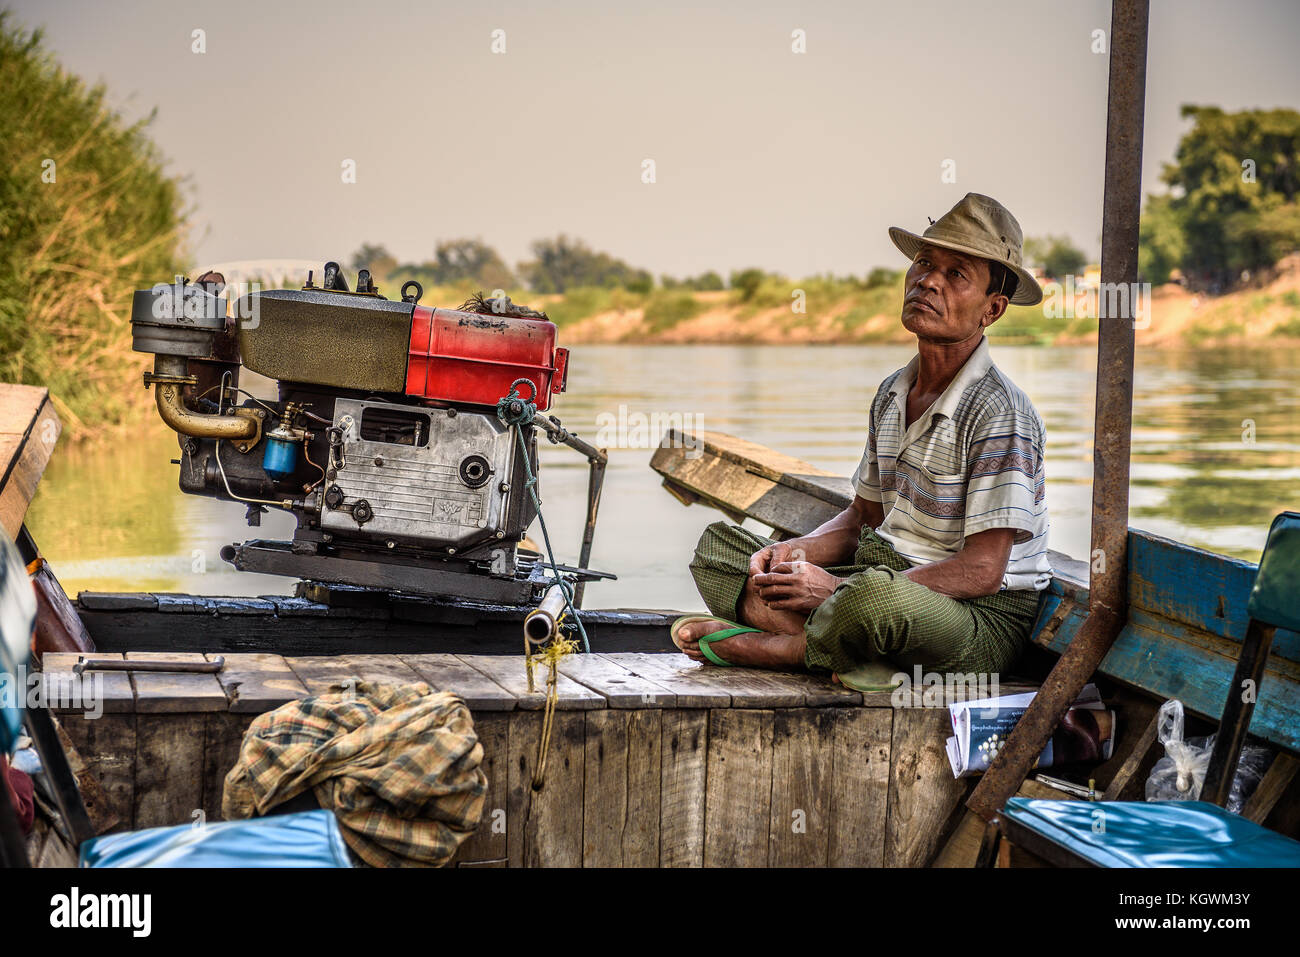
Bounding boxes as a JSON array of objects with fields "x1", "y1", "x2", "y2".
[{"x1": 262, "y1": 436, "x2": 298, "y2": 479}]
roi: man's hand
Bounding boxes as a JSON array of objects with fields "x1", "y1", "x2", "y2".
[
  {"x1": 747, "y1": 540, "x2": 799, "y2": 578},
  {"x1": 751, "y1": 560, "x2": 844, "y2": 613}
]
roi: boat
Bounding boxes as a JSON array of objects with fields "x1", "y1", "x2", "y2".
[
  {"x1": 4, "y1": 0, "x2": 1297, "y2": 869},
  {"x1": 6, "y1": 375, "x2": 1299, "y2": 867}
]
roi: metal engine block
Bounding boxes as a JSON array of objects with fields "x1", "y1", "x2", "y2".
[{"x1": 129, "y1": 264, "x2": 607, "y2": 606}]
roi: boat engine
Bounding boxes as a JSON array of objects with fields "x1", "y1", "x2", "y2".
[{"x1": 129, "y1": 264, "x2": 609, "y2": 606}]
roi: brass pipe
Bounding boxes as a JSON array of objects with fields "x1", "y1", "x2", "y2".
[{"x1": 149, "y1": 356, "x2": 260, "y2": 441}]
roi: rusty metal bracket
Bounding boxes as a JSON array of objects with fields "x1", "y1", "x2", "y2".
[{"x1": 968, "y1": 0, "x2": 1149, "y2": 822}]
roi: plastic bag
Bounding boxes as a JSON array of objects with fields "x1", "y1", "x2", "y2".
[{"x1": 1144, "y1": 699, "x2": 1272, "y2": 814}]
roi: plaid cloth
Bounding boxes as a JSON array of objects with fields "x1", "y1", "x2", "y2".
[
  {"x1": 689, "y1": 520, "x2": 1040, "y2": 676},
  {"x1": 223, "y1": 681, "x2": 486, "y2": 868}
]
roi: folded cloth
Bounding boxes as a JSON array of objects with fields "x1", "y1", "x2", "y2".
[{"x1": 223, "y1": 681, "x2": 486, "y2": 867}]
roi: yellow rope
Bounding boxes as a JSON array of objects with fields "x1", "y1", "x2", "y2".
[{"x1": 529, "y1": 634, "x2": 577, "y2": 790}]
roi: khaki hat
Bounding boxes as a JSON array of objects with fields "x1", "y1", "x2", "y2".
[{"x1": 888, "y1": 193, "x2": 1043, "y2": 306}]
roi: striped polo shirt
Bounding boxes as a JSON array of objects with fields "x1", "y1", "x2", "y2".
[{"x1": 850, "y1": 336, "x2": 1052, "y2": 591}]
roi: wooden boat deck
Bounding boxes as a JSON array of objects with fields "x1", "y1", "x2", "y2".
[{"x1": 43, "y1": 650, "x2": 1037, "y2": 867}]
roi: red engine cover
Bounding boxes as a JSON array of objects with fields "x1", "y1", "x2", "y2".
[{"x1": 405, "y1": 305, "x2": 568, "y2": 411}]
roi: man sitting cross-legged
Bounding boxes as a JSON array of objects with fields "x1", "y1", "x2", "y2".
[{"x1": 675, "y1": 193, "x2": 1053, "y2": 684}]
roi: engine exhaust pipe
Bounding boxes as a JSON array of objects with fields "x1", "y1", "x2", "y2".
[
  {"x1": 523, "y1": 583, "x2": 568, "y2": 645},
  {"x1": 149, "y1": 355, "x2": 261, "y2": 441}
]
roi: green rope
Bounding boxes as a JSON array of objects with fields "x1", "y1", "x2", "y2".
[{"x1": 496, "y1": 378, "x2": 590, "y2": 653}]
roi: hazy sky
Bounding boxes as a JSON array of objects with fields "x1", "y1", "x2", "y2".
[{"x1": 9, "y1": 0, "x2": 1300, "y2": 279}]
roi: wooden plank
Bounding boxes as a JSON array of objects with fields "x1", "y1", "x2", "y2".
[
  {"x1": 506, "y1": 710, "x2": 585, "y2": 867},
  {"x1": 755, "y1": 668, "x2": 863, "y2": 708},
  {"x1": 398, "y1": 653, "x2": 517, "y2": 711},
  {"x1": 768, "y1": 709, "x2": 834, "y2": 866},
  {"x1": 40, "y1": 651, "x2": 135, "y2": 714},
  {"x1": 0, "y1": 386, "x2": 59, "y2": 539},
  {"x1": 1101, "y1": 706, "x2": 1162, "y2": 801},
  {"x1": 556, "y1": 653, "x2": 677, "y2": 708},
  {"x1": 126, "y1": 652, "x2": 229, "y2": 714},
  {"x1": 52, "y1": 717, "x2": 121, "y2": 835},
  {"x1": 0, "y1": 383, "x2": 49, "y2": 433},
  {"x1": 719, "y1": 668, "x2": 830, "y2": 709},
  {"x1": 581, "y1": 709, "x2": 662, "y2": 866},
  {"x1": 134, "y1": 714, "x2": 207, "y2": 828},
  {"x1": 601, "y1": 652, "x2": 732, "y2": 708},
  {"x1": 703, "y1": 708, "x2": 774, "y2": 867},
  {"x1": 1128, "y1": 530, "x2": 1300, "y2": 659},
  {"x1": 827, "y1": 707, "x2": 892, "y2": 867},
  {"x1": 202, "y1": 712, "x2": 254, "y2": 821},
  {"x1": 1243, "y1": 753, "x2": 1300, "y2": 824},
  {"x1": 451, "y1": 713, "x2": 509, "y2": 865},
  {"x1": 57, "y1": 713, "x2": 136, "y2": 831},
  {"x1": 932, "y1": 809, "x2": 987, "y2": 869},
  {"x1": 282, "y1": 653, "x2": 423, "y2": 696},
  {"x1": 459, "y1": 654, "x2": 604, "y2": 711},
  {"x1": 206, "y1": 653, "x2": 308, "y2": 714},
  {"x1": 659, "y1": 709, "x2": 708, "y2": 867},
  {"x1": 885, "y1": 707, "x2": 968, "y2": 867}
]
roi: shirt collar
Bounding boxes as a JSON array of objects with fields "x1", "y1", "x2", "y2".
[{"x1": 888, "y1": 336, "x2": 993, "y2": 422}]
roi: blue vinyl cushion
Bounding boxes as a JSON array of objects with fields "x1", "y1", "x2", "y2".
[
  {"x1": 1003, "y1": 798, "x2": 1300, "y2": 868},
  {"x1": 1248, "y1": 511, "x2": 1300, "y2": 634},
  {"x1": 79, "y1": 809, "x2": 352, "y2": 868}
]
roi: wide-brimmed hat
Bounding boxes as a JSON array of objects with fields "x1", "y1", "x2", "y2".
[{"x1": 888, "y1": 193, "x2": 1043, "y2": 306}]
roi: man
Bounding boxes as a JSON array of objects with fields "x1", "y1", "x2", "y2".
[{"x1": 675, "y1": 193, "x2": 1052, "y2": 685}]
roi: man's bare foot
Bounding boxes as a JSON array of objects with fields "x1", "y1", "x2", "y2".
[{"x1": 676, "y1": 619, "x2": 805, "y2": 669}]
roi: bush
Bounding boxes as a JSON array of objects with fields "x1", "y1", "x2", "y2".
[
  {"x1": 642, "y1": 291, "x2": 703, "y2": 333},
  {"x1": 729, "y1": 268, "x2": 767, "y2": 301},
  {"x1": 0, "y1": 13, "x2": 187, "y2": 437}
]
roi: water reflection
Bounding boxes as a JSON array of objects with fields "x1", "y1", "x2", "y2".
[{"x1": 24, "y1": 343, "x2": 1300, "y2": 610}]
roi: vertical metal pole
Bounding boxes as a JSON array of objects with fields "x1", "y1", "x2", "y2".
[
  {"x1": 573, "y1": 455, "x2": 607, "y2": 608},
  {"x1": 968, "y1": 0, "x2": 1148, "y2": 821}
]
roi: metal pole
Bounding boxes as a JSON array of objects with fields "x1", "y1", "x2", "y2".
[{"x1": 968, "y1": 0, "x2": 1148, "y2": 822}]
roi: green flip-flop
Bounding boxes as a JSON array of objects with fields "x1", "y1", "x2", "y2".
[{"x1": 669, "y1": 615, "x2": 761, "y2": 667}]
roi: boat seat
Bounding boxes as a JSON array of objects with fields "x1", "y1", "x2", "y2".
[
  {"x1": 987, "y1": 511, "x2": 1300, "y2": 868},
  {"x1": 1000, "y1": 798, "x2": 1300, "y2": 868},
  {"x1": 79, "y1": 810, "x2": 352, "y2": 868}
]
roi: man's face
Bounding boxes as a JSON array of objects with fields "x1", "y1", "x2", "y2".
[{"x1": 900, "y1": 243, "x2": 1008, "y2": 344}]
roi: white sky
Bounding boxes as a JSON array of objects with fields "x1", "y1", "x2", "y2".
[{"x1": 9, "y1": 0, "x2": 1300, "y2": 278}]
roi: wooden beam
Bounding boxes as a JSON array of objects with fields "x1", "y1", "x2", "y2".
[
  {"x1": 1242, "y1": 753, "x2": 1300, "y2": 824},
  {"x1": 0, "y1": 384, "x2": 61, "y2": 539}
]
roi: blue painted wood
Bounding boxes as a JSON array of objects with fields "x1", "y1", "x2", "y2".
[
  {"x1": 1127, "y1": 530, "x2": 1300, "y2": 663},
  {"x1": 1029, "y1": 528, "x2": 1300, "y2": 753}
]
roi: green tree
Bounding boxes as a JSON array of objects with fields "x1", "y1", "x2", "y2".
[
  {"x1": 427, "y1": 238, "x2": 516, "y2": 289},
  {"x1": 1154, "y1": 105, "x2": 1300, "y2": 289},
  {"x1": 1023, "y1": 235, "x2": 1088, "y2": 279},
  {"x1": 729, "y1": 268, "x2": 767, "y2": 301},
  {"x1": 350, "y1": 243, "x2": 398, "y2": 281},
  {"x1": 689, "y1": 271, "x2": 725, "y2": 291},
  {"x1": 1138, "y1": 194, "x2": 1187, "y2": 285},
  {"x1": 865, "y1": 266, "x2": 902, "y2": 289},
  {"x1": 520, "y1": 235, "x2": 650, "y2": 293}
]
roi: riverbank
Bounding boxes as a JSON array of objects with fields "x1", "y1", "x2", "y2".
[{"x1": 550, "y1": 254, "x2": 1300, "y2": 347}]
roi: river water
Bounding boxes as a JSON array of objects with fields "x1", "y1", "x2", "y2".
[{"x1": 25, "y1": 343, "x2": 1300, "y2": 611}]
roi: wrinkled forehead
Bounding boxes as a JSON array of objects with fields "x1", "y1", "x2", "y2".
[{"x1": 914, "y1": 242, "x2": 992, "y2": 278}]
